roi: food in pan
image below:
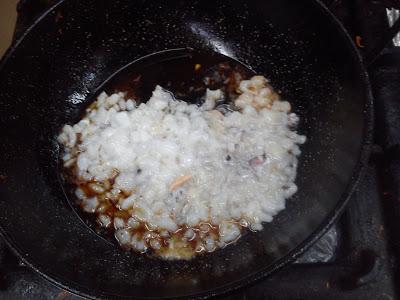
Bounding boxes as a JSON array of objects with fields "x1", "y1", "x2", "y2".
[{"x1": 58, "y1": 75, "x2": 305, "y2": 259}]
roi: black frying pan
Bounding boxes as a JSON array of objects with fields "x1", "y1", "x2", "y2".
[{"x1": 0, "y1": 0, "x2": 397, "y2": 299}]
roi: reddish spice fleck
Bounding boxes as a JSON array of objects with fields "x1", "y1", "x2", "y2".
[
  {"x1": 383, "y1": 191, "x2": 392, "y2": 198},
  {"x1": 355, "y1": 36, "x2": 365, "y2": 48},
  {"x1": 55, "y1": 11, "x2": 64, "y2": 23},
  {"x1": 131, "y1": 74, "x2": 142, "y2": 84},
  {"x1": 54, "y1": 290, "x2": 70, "y2": 300}
]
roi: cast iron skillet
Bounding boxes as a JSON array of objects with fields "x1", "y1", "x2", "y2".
[{"x1": 0, "y1": 0, "x2": 396, "y2": 299}]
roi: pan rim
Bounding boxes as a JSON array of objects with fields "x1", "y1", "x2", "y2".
[{"x1": 0, "y1": 0, "x2": 374, "y2": 299}]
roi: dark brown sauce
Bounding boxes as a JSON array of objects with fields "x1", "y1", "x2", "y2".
[{"x1": 65, "y1": 165, "x2": 249, "y2": 258}]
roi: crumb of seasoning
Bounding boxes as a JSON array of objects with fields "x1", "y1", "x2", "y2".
[
  {"x1": 355, "y1": 36, "x2": 365, "y2": 48},
  {"x1": 169, "y1": 174, "x2": 192, "y2": 191},
  {"x1": 194, "y1": 64, "x2": 201, "y2": 71},
  {"x1": 55, "y1": 11, "x2": 64, "y2": 22},
  {"x1": 54, "y1": 290, "x2": 70, "y2": 300},
  {"x1": 131, "y1": 74, "x2": 142, "y2": 84},
  {"x1": 378, "y1": 224, "x2": 384, "y2": 239}
]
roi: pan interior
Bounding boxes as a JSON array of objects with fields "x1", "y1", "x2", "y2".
[
  {"x1": 61, "y1": 48, "x2": 255, "y2": 246},
  {"x1": 0, "y1": 0, "x2": 368, "y2": 298}
]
